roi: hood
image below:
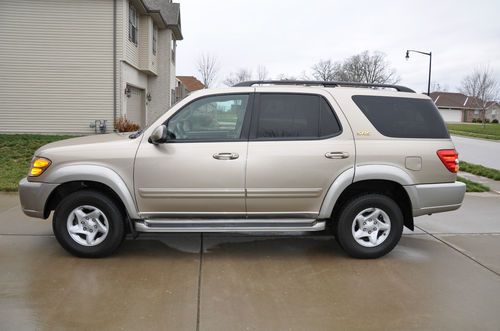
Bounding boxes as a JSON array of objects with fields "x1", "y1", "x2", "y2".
[{"x1": 35, "y1": 133, "x2": 132, "y2": 156}]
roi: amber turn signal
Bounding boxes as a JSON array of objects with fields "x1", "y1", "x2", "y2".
[{"x1": 29, "y1": 157, "x2": 51, "y2": 177}]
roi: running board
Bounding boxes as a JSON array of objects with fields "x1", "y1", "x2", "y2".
[{"x1": 134, "y1": 218, "x2": 325, "y2": 233}]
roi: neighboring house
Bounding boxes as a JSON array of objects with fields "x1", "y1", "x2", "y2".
[
  {"x1": 175, "y1": 76, "x2": 205, "y2": 102},
  {"x1": 0, "y1": 0, "x2": 182, "y2": 134},
  {"x1": 430, "y1": 92, "x2": 480, "y2": 123},
  {"x1": 485, "y1": 102, "x2": 499, "y2": 122}
]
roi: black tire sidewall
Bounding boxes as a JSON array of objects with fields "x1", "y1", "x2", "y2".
[
  {"x1": 336, "y1": 194, "x2": 403, "y2": 259},
  {"x1": 53, "y1": 190, "x2": 125, "y2": 258}
]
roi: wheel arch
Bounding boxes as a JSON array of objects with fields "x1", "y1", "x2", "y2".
[
  {"x1": 42, "y1": 165, "x2": 139, "y2": 220},
  {"x1": 319, "y1": 166, "x2": 414, "y2": 230}
]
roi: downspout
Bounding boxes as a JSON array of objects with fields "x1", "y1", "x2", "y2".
[{"x1": 113, "y1": 0, "x2": 117, "y2": 132}]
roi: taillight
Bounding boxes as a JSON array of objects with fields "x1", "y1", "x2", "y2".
[{"x1": 437, "y1": 149, "x2": 459, "y2": 173}]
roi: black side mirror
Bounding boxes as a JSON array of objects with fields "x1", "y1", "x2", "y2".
[{"x1": 148, "y1": 125, "x2": 168, "y2": 145}]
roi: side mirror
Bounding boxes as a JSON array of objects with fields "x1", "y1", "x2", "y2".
[{"x1": 148, "y1": 125, "x2": 167, "y2": 145}]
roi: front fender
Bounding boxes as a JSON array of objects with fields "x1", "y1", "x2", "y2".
[{"x1": 43, "y1": 164, "x2": 140, "y2": 219}]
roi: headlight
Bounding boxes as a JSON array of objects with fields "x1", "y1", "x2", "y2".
[{"x1": 29, "y1": 157, "x2": 52, "y2": 177}]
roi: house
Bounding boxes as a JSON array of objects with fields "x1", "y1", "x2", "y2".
[
  {"x1": 0, "y1": 0, "x2": 182, "y2": 134},
  {"x1": 431, "y1": 92, "x2": 499, "y2": 123},
  {"x1": 485, "y1": 102, "x2": 499, "y2": 122},
  {"x1": 175, "y1": 76, "x2": 205, "y2": 102}
]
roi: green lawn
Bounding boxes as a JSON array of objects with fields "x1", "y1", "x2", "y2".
[
  {"x1": 457, "y1": 176, "x2": 490, "y2": 192},
  {"x1": 447, "y1": 123, "x2": 500, "y2": 140},
  {"x1": 460, "y1": 161, "x2": 500, "y2": 180},
  {"x1": 0, "y1": 134, "x2": 73, "y2": 191}
]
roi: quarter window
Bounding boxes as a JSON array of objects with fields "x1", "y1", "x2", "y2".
[
  {"x1": 352, "y1": 95, "x2": 449, "y2": 139},
  {"x1": 166, "y1": 94, "x2": 249, "y2": 141},
  {"x1": 255, "y1": 94, "x2": 341, "y2": 139},
  {"x1": 128, "y1": 4, "x2": 138, "y2": 44}
]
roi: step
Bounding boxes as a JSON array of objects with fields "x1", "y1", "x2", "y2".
[{"x1": 134, "y1": 218, "x2": 325, "y2": 233}]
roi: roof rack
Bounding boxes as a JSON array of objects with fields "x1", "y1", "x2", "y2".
[{"x1": 233, "y1": 80, "x2": 415, "y2": 93}]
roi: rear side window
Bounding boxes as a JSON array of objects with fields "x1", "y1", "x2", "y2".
[
  {"x1": 352, "y1": 95, "x2": 449, "y2": 138},
  {"x1": 256, "y1": 94, "x2": 341, "y2": 139}
]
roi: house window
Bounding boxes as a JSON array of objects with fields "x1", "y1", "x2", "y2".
[
  {"x1": 171, "y1": 38, "x2": 176, "y2": 63},
  {"x1": 152, "y1": 25, "x2": 157, "y2": 55},
  {"x1": 128, "y1": 4, "x2": 138, "y2": 44},
  {"x1": 474, "y1": 109, "x2": 480, "y2": 115}
]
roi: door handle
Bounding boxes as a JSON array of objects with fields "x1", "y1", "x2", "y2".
[
  {"x1": 325, "y1": 152, "x2": 349, "y2": 159},
  {"x1": 213, "y1": 152, "x2": 239, "y2": 160}
]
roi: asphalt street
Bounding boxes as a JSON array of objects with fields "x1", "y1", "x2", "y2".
[
  {"x1": 452, "y1": 135, "x2": 500, "y2": 170},
  {"x1": 0, "y1": 192, "x2": 499, "y2": 331}
]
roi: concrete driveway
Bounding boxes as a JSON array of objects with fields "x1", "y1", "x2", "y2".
[
  {"x1": 0, "y1": 192, "x2": 499, "y2": 331},
  {"x1": 452, "y1": 135, "x2": 500, "y2": 169}
]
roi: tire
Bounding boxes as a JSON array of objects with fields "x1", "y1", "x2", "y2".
[
  {"x1": 335, "y1": 194, "x2": 403, "y2": 259},
  {"x1": 53, "y1": 190, "x2": 125, "y2": 258}
]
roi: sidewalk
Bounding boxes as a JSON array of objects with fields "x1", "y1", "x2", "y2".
[{"x1": 459, "y1": 171, "x2": 500, "y2": 194}]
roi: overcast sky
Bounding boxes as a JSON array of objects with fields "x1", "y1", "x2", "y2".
[{"x1": 176, "y1": 0, "x2": 500, "y2": 93}]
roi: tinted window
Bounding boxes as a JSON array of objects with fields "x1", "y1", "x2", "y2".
[
  {"x1": 352, "y1": 96, "x2": 449, "y2": 138},
  {"x1": 256, "y1": 94, "x2": 341, "y2": 139},
  {"x1": 166, "y1": 94, "x2": 249, "y2": 141}
]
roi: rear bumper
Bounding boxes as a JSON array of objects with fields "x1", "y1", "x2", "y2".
[
  {"x1": 404, "y1": 181, "x2": 466, "y2": 217},
  {"x1": 18, "y1": 177, "x2": 58, "y2": 219}
]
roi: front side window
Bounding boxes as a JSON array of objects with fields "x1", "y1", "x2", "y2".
[
  {"x1": 128, "y1": 4, "x2": 138, "y2": 44},
  {"x1": 255, "y1": 94, "x2": 341, "y2": 139},
  {"x1": 166, "y1": 94, "x2": 249, "y2": 141},
  {"x1": 152, "y1": 25, "x2": 157, "y2": 55}
]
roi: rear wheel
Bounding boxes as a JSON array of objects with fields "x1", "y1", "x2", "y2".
[
  {"x1": 335, "y1": 194, "x2": 403, "y2": 259},
  {"x1": 53, "y1": 190, "x2": 125, "y2": 258}
]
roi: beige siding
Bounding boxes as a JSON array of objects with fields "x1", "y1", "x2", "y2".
[
  {"x1": 0, "y1": 0, "x2": 115, "y2": 134},
  {"x1": 138, "y1": 16, "x2": 150, "y2": 71},
  {"x1": 151, "y1": 25, "x2": 159, "y2": 74},
  {"x1": 124, "y1": 1, "x2": 139, "y2": 68}
]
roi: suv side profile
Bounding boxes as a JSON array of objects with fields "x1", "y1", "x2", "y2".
[{"x1": 19, "y1": 81, "x2": 466, "y2": 259}]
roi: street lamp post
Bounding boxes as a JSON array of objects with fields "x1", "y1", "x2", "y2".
[{"x1": 405, "y1": 50, "x2": 432, "y2": 95}]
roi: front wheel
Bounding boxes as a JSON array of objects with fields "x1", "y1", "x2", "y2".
[
  {"x1": 335, "y1": 194, "x2": 403, "y2": 259},
  {"x1": 53, "y1": 190, "x2": 125, "y2": 258}
]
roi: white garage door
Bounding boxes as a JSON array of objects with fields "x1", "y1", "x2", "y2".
[
  {"x1": 438, "y1": 109, "x2": 462, "y2": 123},
  {"x1": 126, "y1": 85, "x2": 145, "y2": 127}
]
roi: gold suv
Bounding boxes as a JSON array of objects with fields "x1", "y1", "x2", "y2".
[{"x1": 19, "y1": 81, "x2": 466, "y2": 258}]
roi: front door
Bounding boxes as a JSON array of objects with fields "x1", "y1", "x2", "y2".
[
  {"x1": 134, "y1": 93, "x2": 253, "y2": 216},
  {"x1": 245, "y1": 91, "x2": 355, "y2": 216}
]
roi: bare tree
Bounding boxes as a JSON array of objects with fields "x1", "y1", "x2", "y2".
[
  {"x1": 197, "y1": 53, "x2": 219, "y2": 88},
  {"x1": 311, "y1": 59, "x2": 337, "y2": 81},
  {"x1": 223, "y1": 68, "x2": 253, "y2": 86},
  {"x1": 256, "y1": 65, "x2": 269, "y2": 80},
  {"x1": 431, "y1": 82, "x2": 448, "y2": 92},
  {"x1": 336, "y1": 51, "x2": 400, "y2": 84},
  {"x1": 460, "y1": 67, "x2": 499, "y2": 127},
  {"x1": 276, "y1": 73, "x2": 298, "y2": 81}
]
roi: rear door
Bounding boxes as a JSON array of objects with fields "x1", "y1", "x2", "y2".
[{"x1": 245, "y1": 88, "x2": 355, "y2": 217}]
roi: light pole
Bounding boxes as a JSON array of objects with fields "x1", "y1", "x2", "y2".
[{"x1": 405, "y1": 50, "x2": 432, "y2": 95}]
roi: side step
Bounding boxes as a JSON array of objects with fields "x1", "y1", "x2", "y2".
[{"x1": 134, "y1": 218, "x2": 325, "y2": 233}]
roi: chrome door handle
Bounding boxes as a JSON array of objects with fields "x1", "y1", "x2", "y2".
[
  {"x1": 213, "y1": 152, "x2": 239, "y2": 160},
  {"x1": 325, "y1": 152, "x2": 349, "y2": 159}
]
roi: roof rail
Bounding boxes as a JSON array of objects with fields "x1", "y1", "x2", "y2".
[{"x1": 233, "y1": 80, "x2": 415, "y2": 93}]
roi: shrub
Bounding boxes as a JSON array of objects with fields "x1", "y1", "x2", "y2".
[
  {"x1": 484, "y1": 118, "x2": 490, "y2": 123},
  {"x1": 492, "y1": 119, "x2": 499, "y2": 124},
  {"x1": 471, "y1": 118, "x2": 477, "y2": 123},
  {"x1": 115, "y1": 116, "x2": 140, "y2": 132}
]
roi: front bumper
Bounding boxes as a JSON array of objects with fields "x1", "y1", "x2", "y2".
[
  {"x1": 18, "y1": 177, "x2": 58, "y2": 219},
  {"x1": 404, "y1": 181, "x2": 466, "y2": 217}
]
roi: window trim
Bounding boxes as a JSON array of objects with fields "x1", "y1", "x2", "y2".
[
  {"x1": 248, "y1": 92, "x2": 343, "y2": 141},
  {"x1": 161, "y1": 93, "x2": 255, "y2": 144},
  {"x1": 128, "y1": 4, "x2": 138, "y2": 45}
]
